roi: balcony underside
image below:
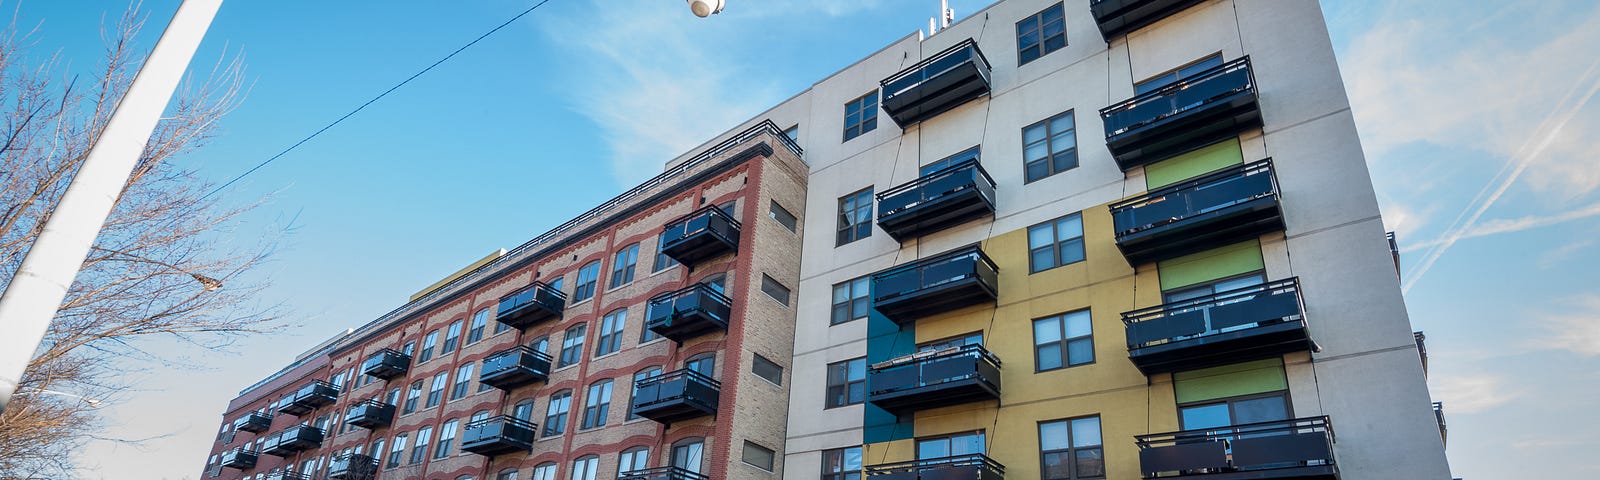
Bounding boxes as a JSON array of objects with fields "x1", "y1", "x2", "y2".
[
  {"x1": 633, "y1": 396, "x2": 718, "y2": 425},
  {"x1": 1108, "y1": 90, "x2": 1261, "y2": 171},
  {"x1": 878, "y1": 187, "x2": 995, "y2": 242},
  {"x1": 461, "y1": 438, "x2": 532, "y2": 457},
  {"x1": 220, "y1": 454, "x2": 256, "y2": 470},
  {"x1": 649, "y1": 311, "x2": 729, "y2": 344},
  {"x1": 1115, "y1": 196, "x2": 1282, "y2": 265},
  {"x1": 276, "y1": 402, "x2": 314, "y2": 417},
  {"x1": 870, "y1": 464, "x2": 1004, "y2": 480},
  {"x1": 480, "y1": 366, "x2": 548, "y2": 392},
  {"x1": 872, "y1": 376, "x2": 1001, "y2": 413},
  {"x1": 235, "y1": 415, "x2": 271, "y2": 433},
  {"x1": 875, "y1": 277, "x2": 997, "y2": 323},
  {"x1": 347, "y1": 408, "x2": 393, "y2": 430},
  {"x1": 1130, "y1": 320, "x2": 1313, "y2": 375},
  {"x1": 497, "y1": 301, "x2": 561, "y2": 330},
  {"x1": 1091, "y1": 0, "x2": 1210, "y2": 40},
  {"x1": 661, "y1": 232, "x2": 737, "y2": 267},
  {"x1": 883, "y1": 62, "x2": 990, "y2": 127}
]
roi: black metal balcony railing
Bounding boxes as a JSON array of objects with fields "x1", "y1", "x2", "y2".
[
  {"x1": 276, "y1": 379, "x2": 339, "y2": 417},
  {"x1": 219, "y1": 448, "x2": 258, "y2": 470},
  {"x1": 1387, "y1": 231, "x2": 1401, "y2": 278},
  {"x1": 1110, "y1": 159, "x2": 1284, "y2": 265},
  {"x1": 1414, "y1": 331, "x2": 1429, "y2": 376},
  {"x1": 1100, "y1": 57, "x2": 1261, "y2": 170},
  {"x1": 1124, "y1": 278, "x2": 1312, "y2": 375},
  {"x1": 1136, "y1": 416, "x2": 1337, "y2": 479},
  {"x1": 864, "y1": 454, "x2": 1006, "y2": 480},
  {"x1": 328, "y1": 453, "x2": 380, "y2": 480},
  {"x1": 617, "y1": 466, "x2": 713, "y2": 480},
  {"x1": 479, "y1": 344, "x2": 554, "y2": 392},
  {"x1": 871, "y1": 245, "x2": 999, "y2": 323},
  {"x1": 880, "y1": 39, "x2": 993, "y2": 127},
  {"x1": 461, "y1": 415, "x2": 539, "y2": 456},
  {"x1": 360, "y1": 348, "x2": 411, "y2": 381},
  {"x1": 659, "y1": 206, "x2": 742, "y2": 268},
  {"x1": 261, "y1": 425, "x2": 324, "y2": 457},
  {"x1": 345, "y1": 399, "x2": 396, "y2": 430},
  {"x1": 233, "y1": 411, "x2": 273, "y2": 434},
  {"x1": 868, "y1": 344, "x2": 1002, "y2": 413},
  {"x1": 631, "y1": 368, "x2": 721, "y2": 425},
  {"x1": 646, "y1": 283, "x2": 734, "y2": 344},
  {"x1": 496, "y1": 280, "x2": 567, "y2": 330},
  {"x1": 1090, "y1": 0, "x2": 1211, "y2": 40},
  {"x1": 876, "y1": 159, "x2": 998, "y2": 241},
  {"x1": 265, "y1": 471, "x2": 311, "y2": 480},
  {"x1": 1433, "y1": 402, "x2": 1448, "y2": 448}
]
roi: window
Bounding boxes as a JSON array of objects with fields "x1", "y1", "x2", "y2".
[
  {"x1": 922, "y1": 146, "x2": 981, "y2": 176},
  {"x1": 425, "y1": 372, "x2": 448, "y2": 407},
  {"x1": 1179, "y1": 392, "x2": 1289, "y2": 430},
  {"x1": 653, "y1": 244, "x2": 680, "y2": 272},
  {"x1": 630, "y1": 367, "x2": 662, "y2": 420},
  {"x1": 611, "y1": 244, "x2": 640, "y2": 288},
  {"x1": 531, "y1": 463, "x2": 558, "y2": 480},
  {"x1": 471, "y1": 410, "x2": 491, "y2": 425},
  {"x1": 573, "y1": 261, "x2": 601, "y2": 302},
  {"x1": 371, "y1": 439, "x2": 386, "y2": 463},
  {"x1": 513, "y1": 400, "x2": 536, "y2": 422},
  {"x1": 822, "y1": 446, "x2": 863, "y2": 480},
  {"x1": 685, "y1": 353, "x2": 716, "y2": 376},
  {"x1": 1022, "y1": 111, "x2": 1077, "y2": 182},
  {"x1": 769, "y1": 201, "x2": 798, "y2": 233},
  {"x1": 1040, "y1": 416, "x2": 1105, "y2": 479},
  {"x1": 921, "y1": 332, "x2": 983, "y2": 352},
  {"x1": 1017, "y1": 3, "x2": 1066, "y2": 65},
  {"x1": 831, "y1": 276, "x2": 871, "y2": 324},
  {"x1": 751, "y1": 354, "x2": 783, "y2": 385},
  {"x1": 543, "y1": 390, "x2": 572, "y2": 437},
  {"x1": 640, "y1": 302, "x2": 663, "y2": 343},
  {"x1": 419, "y1": 330, "x2": 439, "y2": 363},
  {"x1": 452, "y1": 363, "x2": 474, "y2": 400},
  {"x1": 581, "y1": 380, "x2": 613, "y2": 429},
  {"x1": 826, "y1": 358, "x2": 867, "y2": 408},
  {"x1": 387, "y1": 433, "x2": 407, "y2": 468},
  {"x1": 497, "y1": 468, "x2": 521, "y2": 480},
  {"x1": 843, "y1": 91, "x2": 878, "y2": 142},
  {"x1": 742, "y1": 441, "x2": 775, "y2": 471},
  {"x1": 570, "y1": 456, "x2": 599, "y2": 480},
  {"x1": 443, "y1": 320, "x2": 463, "y2": 354},
  {"x1": 761, "y1": 274, "x2": 791, "y2": 306},
  {"x1": 410, "y1": 425, "x2": 432, "y2": 464},
  {"x1": 836, "y1": 188, "x2": 874, "y2": 246},
  {"x1": 530, "y1": 336, "x2": 551, "y2": 354},
  {"x1": 1034, "y1": 310, "x2": 1094, "y2": 371},
  {"x1": 784, "y1": 125, "x2": 800, "y2": 143},
  {"x1": 402, "y1": 340, "x2": 416, "y2": 359},
  {"x1": 1028, "y1": 213, "x2": 1085, "y2": 272},
  {"x1": 558, "y1": 324, "x2": 587, "y2": 367},
  {"x1": 403, "y1": 381, "x2": 423, "y2": 414},
  {"x1": 917, "y1": 431, "x2": 985, "y2": 459},
  {"x1": 595, "y1": 310, "x2": 625, "y2": 357},
  {"x1": 1136, "y1": 54, "x2": 1225, "y2": 95},
  {"x1": 1163, "y1": 273, "x2": 1265, "y2": 304},
  {"x1": 436, "y1": 419, "x2": 459, "y2": 459},
  {"x1": 467, "y1": 308, "x2": 489, "y2": 344},
  {"x1": 619, "y1": 446, "x2": 650, "y2": 475},
  {"x1": 671, "y1": 438, "x2": 705, "y2": 473}
]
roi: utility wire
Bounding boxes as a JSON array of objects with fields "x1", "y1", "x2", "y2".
[{"x1": 199, "y1": 0, "x2": 556, "y2": 202}]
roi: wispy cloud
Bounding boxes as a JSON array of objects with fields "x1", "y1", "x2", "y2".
[
  {"x1": 1539, "y1": 239, "x2": 1596, "y2": 269},
  {"x1": 1398, "y1": 201, "x2": 1600, "y2": 252},
  {"x1": 1430, "y1": 373, "x2": 1519, "y2": 414},
  {"x1": 1534, "y1": 294, "x2": 1600, "y2": 357}
]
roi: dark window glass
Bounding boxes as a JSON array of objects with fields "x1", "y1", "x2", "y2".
[
  {"x1": 761, "y1": 274, "x2": 791, "y2": 306},
  {"x1": 403, "y1": 381, "x2": 422, "y2": 414},
  {"x1": 831, "y1": 277, "x2": 870, "y2": 325},
  {"x1": 1179, "y1": 392, "x2": 1290, "y2": 430},
  {"x1": 837, "y1": 188, "x2": 874, "y2": 246},
  {"x1": 672, "y1": 439, "x2": 706, "y2": 474},
  {"x1": 843, "y1": 91, "x2": 879, "y2": 142},
  {"x1": 451, "y1": 363, "x2": 474, "y2": 400},
  {"x1": 921, "y1": 146, "x2": 981, "y2": 176},
  {"x1": 543, "y1": 391, "x2": 572, "y2": 437},
  {"x1": 467, "y1": 308, "x2": 489, "y2": 344},
  {"x1": 1028, "y1": 213, "x2": 1085, "y2": 273},
  {"x1": 822, "y1": 446, "x2": 863, "y2": 480},
  {"x1": 653, "y1": 243, "x2": 680, "y2": 272},
  {"x1": 611, "y1": 244, "x2": 640, "y2": 288},
  {"x1": 426, "y1": 372, "x2": 448, "y2": 408},
  {"x1": 769, "y1": 201, "x2": 798, "y2": 233},
  {"x1": 751, "y1": 354, "x2": 783, "y2": 385},
  {"x1": 559, "y1": 324, "x2": 587, "y2": 367},
  {"x1": 1022, "y1": 111, "x2": 1077, "y2": 182},
  {"x1": 442, "y1": 320, "x2": 463, "y2": 354},
  {"x1": 595, "y1": 310, "x2": 625, "y2": 357},
  {"x1": 1135, "y1": 54, "x2": 1226, "y2": 95},
  {"x1": 1040, "y1": 416, "x2": 1104, "y2": 479},
  {"x1": 418, "y1": 331, "x2": 439, "y2": 363},
  {"x1": 1034, "y1": 309, "x2": 1094, "y2": 371},
  {"x1": 825, "y1": 358, "x2": 866, "y2": 408},
  {"x1": 573, "y1": 261, "x2": 601, "y2": 303},
  {"x1": 630, "y1": 367, "x2": 662, "y2": 420},
  {"x1": 917, "y1": 431, "x2": 985, "y2": 459},
  {"x1": 1017, "y1": 3, "x2": 1067, "y2": 65},
  {"x1": 686, "y1": 353, "x2": 716, "y2": 376},
  {"x1": 410, "y1": 425, "x2": 432, "y2": 464},
  {"x1": 742, "y1": 441, "x2": 776, "y2": 471},
  {"x1": 435, "y1": 419, "x2": 459, "y2": 459},
  {"x1": 581, "y1": 380, "x2": 613, "y2": 429}
]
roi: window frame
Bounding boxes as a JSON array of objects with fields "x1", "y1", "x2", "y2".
[
  {"x1": 442, "y1": 319, "x2": 463, "y2": 354},
  {"x1": 451, "y1": 362, "x2": 474, "y2": 400},
  {"x1": 630, "y1": 367, "x2": 663, "y2": 420},
  {"x1": 435, "y1": 418, "x2": 459, "y2": 459},
  {"x1": 426, "y1": 372, "x2": 449, "y2": 408},
  {"x1": 1022, "y1": 110, "x2": 1078, "y2": 183},
  {"x1": 830, "y1": 276, "x2": 871, "y2": 325},
  {"x1": 769, "y1": 200, "x2": 798, "y2": 233},
  {"x1": 558, "y1": 323, "x2": 587, "y2": 368},
  {"x1": 543, "y1": 390, "x2": 572, "y2": 437},
  {"x1": 1028, "y1": 213, "x2": 1086, "y2": 273},
  {"x1": 418, "y1": 330, "x2": 439, "y2": 363},
  {"x1": 1033, "y1": 309, "x2": 1095, "y2": 372},
  {"x1": 403, "y1": 381, "x2": 423, "y2": 414},
  {"x1": 742, "y1": 441, "x2": 776, "y2": 472},
  {"x1": 1038, "y1": 415, "x2": 1105, "y2": 480},
  {"x1": 595, "y1": 310, "x2": 626, "y2": 357},
  {"x1": 1017, "y1": 2, "x2": 1067, "y2": 66},
  {"x1": 825, "y1": 357, "x2": 867, "y2": 409},
  {"x1": 611, "y1": 244, "x2": 640, "y2": 288},
  {"x1": 580, "y1": 379, "x2": 613, "y2": 430},
  {"x1": 843, "y1": 91, "x2": 879, "y2": 142},
  {"x1": 836, "y1": 187, "x2": 875, "y2": 246},
  {"x1": 573, "y1": 261, "x2": 601, "y2": 303},
  {"x1": 821, "y1": 446, "x2": 864, "y2": 480},
  {"x1": 467, "y1": 308, "x2": 489, "y2": 344},
  {"x1": 410, "y1": 425, "x2": 432, "y2": 464},
  {"x1": 760, "y1": 274, "x2": 792, "y2": 306}
]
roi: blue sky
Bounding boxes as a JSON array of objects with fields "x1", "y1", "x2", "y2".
[{"x1": 8, "y1": 0, "x2": 1597, "y2": 478}]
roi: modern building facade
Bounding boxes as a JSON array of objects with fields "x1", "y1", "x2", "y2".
[{"x1": 203, "y1": 1, "x2": 1451, "y2": 479}]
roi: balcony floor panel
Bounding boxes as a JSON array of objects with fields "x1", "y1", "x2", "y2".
[
  {"x1": 497, "y1": 305, "x2": 560, "y2": 330},
  {"x1": 634, "y1": 401, "x2": 717, "y2": 425},
  {"x1": 461, "y1": 440, "x2": 532, "y2": 457},
  {"x1": 879, "y1": 188, "x2": 996, "y2": 242},
  {"x1": 481, "y1": 369, "x2": 547, "y2": 392},
  {"x1": 870, "y1": 378, "x2": 1001, "y2": 413},
  {"x1": 875, "y1": 277, "x2": 997, "y2": 323},
  {"x1": 1108, "y1": 90, "x2": 1261, "y2": 170},
  {"x1": 1092, "y1": 0, "x2": 1211, "y2": 39},
  {"x1": 1146, "y1": 465, "x2": 1337, "y2": 480},
  {"x1": 649, "y1": 314, "x2": 728, "y2": 344},
  {"x1": 1130, "y1": 320, "x2": 1313, "y2": 375},
  {"x1": 883, "y1": 63, "x2": 991, "y2": 127},
  {"x1": 1116, "y1": 196, "x2": 1283, "y2": 265}
]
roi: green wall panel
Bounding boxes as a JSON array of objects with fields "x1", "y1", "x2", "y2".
[
  {"x1": 1157, "y1": 240, "x2": 1265, "y2": 291},
  {"x1": 1145, "y1": 139, "x2": 1245, "y2": 189},
  {"x1": 1174, "y1": 358, "x2": 1288, "y2": 404}
]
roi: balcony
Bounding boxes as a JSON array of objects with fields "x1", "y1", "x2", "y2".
[
  {"x1": 877, "y1": 159, "x2": 997, "y2": 241},
  {"x1": 219, "y1": 448, "x2": 257, "y2": 470},
  {"x1": 631, "y1": 369, "x2": 720, "y2": 425},
  {"x1": 479, "y1": 344, "x2": 554, "y2": 392},
  {"x1": 266, "y1": 472, "x2": 310, "y2": 480},
  {"x1": 1101, "y1": 57, "x2": 1261, "y2": 170},
  {"x1": 344, "y1": 399, "x2": 395, "y2": 430},
  {"x1": 1110, "y1": 159, "x2": 1284, "y2": 265},
  {"x1": 659, "y1": 206, "x2": 741, "y2": 268},
  {"x1": 1090, "y1": 0, "x2": 1210, "y2": 40},
  {"x1": 646, "y1": 283, "x2": 733, "y2": 344},
  {"x1": 1136, "y1": 417, "x2": 1338, "y2": 479},
  {"x1": 865, "y1": 454, "x2": 1006, "y2": 480},
  {"x1": 233, "y1": 411, "x2": 273, "y2": 434},
  {"x1": 618, "y1": 466, "x2": 712, "y2": 480},
  {"x1": 879, "y1": 39, "x2": 993, "y2": 127},
  {"x1": 328, "y1": 453, "x2": 380, "y2": 480},
  {"x1": 260, "y1": 425, "x2": 324, "y2": 457},
  {"x1": 1124, "y1": 278, "x2": 1312, "y2": 375},
  {"x1": 1433, "y1": 402, "x2": 1448, "y2": 447},
  {"x1": 461, "y1": 415, "x2": 538, "y2": 456},
  {"x1": 868, "y1": 344, "x2": 1002, "y2": 413},
  {"x1": 496, "y1": 281, "x2": 566, "y2": 330},
  {"x1": 871, "y1": 245, "x2": 999, "y2": 323},
  {"x1": 276, "y1": 379, "x2": 339, "y2": 417},
  {"x1": 360, "y1": 348, "x2": 411, "y2": 381}
]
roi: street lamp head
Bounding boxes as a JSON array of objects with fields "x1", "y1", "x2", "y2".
[
  {"x1": 192, "y1": 273, "x2": 222, "y2": 291},
  {"x1": 688, "y1": 0, "x2": 725, "y2": 17}
]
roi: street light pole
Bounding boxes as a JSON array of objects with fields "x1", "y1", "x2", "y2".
[{"x1": 0, "y1": 0, "x2": 224, "y2": 415}]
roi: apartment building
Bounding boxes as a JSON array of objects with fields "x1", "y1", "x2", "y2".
[{"x1": 202, "y1": 124, "x2": 808, "y2": 480}]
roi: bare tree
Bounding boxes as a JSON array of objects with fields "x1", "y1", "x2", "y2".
[{"x1": 0, "y1": 6, "x2": 275, "y2": 477}]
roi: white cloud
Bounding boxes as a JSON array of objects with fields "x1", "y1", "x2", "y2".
[
  {"x1": 1538, "y1": 239, "x2": 1595, "y2": 269},
  {"x1": 1398, "y1": 201, "x2": 1600, "y2": 253},
  {"x1": 1430, "y1": 373, "x2": 1518, "y2": 414},
  {"x1": 1536, "y1": 294, "x2": 1600, "y2": 357}
]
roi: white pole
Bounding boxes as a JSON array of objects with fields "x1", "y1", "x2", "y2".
[{"x1": 0, "y1": 0, "x2": 224, "y2": 414}]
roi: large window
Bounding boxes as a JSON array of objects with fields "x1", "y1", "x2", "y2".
[
  {"x1": 1028, "y1": 213, "x2": 1085, "y2": 273},
  {"x1": 743, "y1": 441, "x2": 776, "y2": 471},
  {"x1": 531, "y1": 463, "x2": 558, "y2": 480},
  {"x1": 769, "y1": 201, "x2": 798, "y2": 233},
  {"x1": 1163, "y1": 273, "x2": 1265, "y2": 304},
  {"x1": 570, "y1": 456, "x2": 599, "y2": 480},
  {"x1": 1022, "y1": 111, "x2": 1077, "y2": 182},
  {"x1": 1040, "y1": 416, "x2": 1104, "y2": 479},
  {"x1": 558, "y1": 324, "x2": 587, "y2": 367},
  {"x1": 822, "y1": 446, "x2": 863, "y2": 480},
  {"x1": 426, "y1": 372, "x2": 448, "y2": 408},
  {"x1": 435, "y1": 419, "x2": 459, "y2": 459},
  {"x1": 512, "y1": 400, "x2": 535, "y2": 422},
  {"x1": 826, "y1": 358, "x2": 867, "y2": 408},
  {"x1": 573, "y1": 261, "x2": 601, "y2": 303},
  {"x1": 451, "y1": 363, "x2": 474, "y2": 400},
  {"x1": 685, "y1": 353, "x2": 716, "y2": 376},
  {"x1": 1136, "y1": 54, "x2": 1225, "y2": 95},
  {"x1": 837, "y1": 188, "x2": 874, "y2": 246},
  {"x1": 581, "y1": 380, "x2": 613, "y2": 429},
  {"x1": 543, "y1": 390, "x2": 572, "y2": 437},
  {"x1": 618, "y1": 447, "x2": 650, "y2": 475},
  {"x1": 1017, "y1": 3, "x2": 1066, "y2": 65},
  {"x1": 653, "y1": 244, "x2": 680, "y2": 272},
  {"x1": 595, "y1": 310, "x2": 625, "y2": 357},
  {"x1": 672, "y1": 438, "x2": 705, "y2": 473},
  {"x1": 917, "y1": 431, "x2": 985, "y2": 459},
  {"x1": 442, "y1": 320, "x2": 463, "y2": 354},
  {"x1": 630, "y1": 367, "x2": 662, "y2": 420},
  {"x1": 410, "y1": 425, "x2": 432, "y2": 464},
  {"x1": 751, "y1": 353, "x2": 783, "y2": 385},
  {"x1": 1034, "y1": 310, "x2": 1094, "y2": 371},
  {"x1": 467, "y1": 308, "x2": 489, "y2": 344},
  {"x1": 831, "y1": 276, "x2": 870, "y2": 325},
  {"x1": 418, "y1": 330, "x2": 439, "y2": 363},
  {"x1": 403, "y1": 381, "x2": 423, "y2": 414},
  {"x1": 611, "y1": 244, "x2": 640, "y2": 288},
  {"x1": 843, "y1": 91, "x2": 878, "y2": 142},
  {"x1": 1179, "y1": 392, "x2": 1290, "y2": 430},
  {"x1": 387, "y1": 433, "x2": 407, "y2": 468}
]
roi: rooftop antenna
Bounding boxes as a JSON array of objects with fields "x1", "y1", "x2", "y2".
[{"x1": 942, "y1": 0, "x2": 954, "y2": 28}]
